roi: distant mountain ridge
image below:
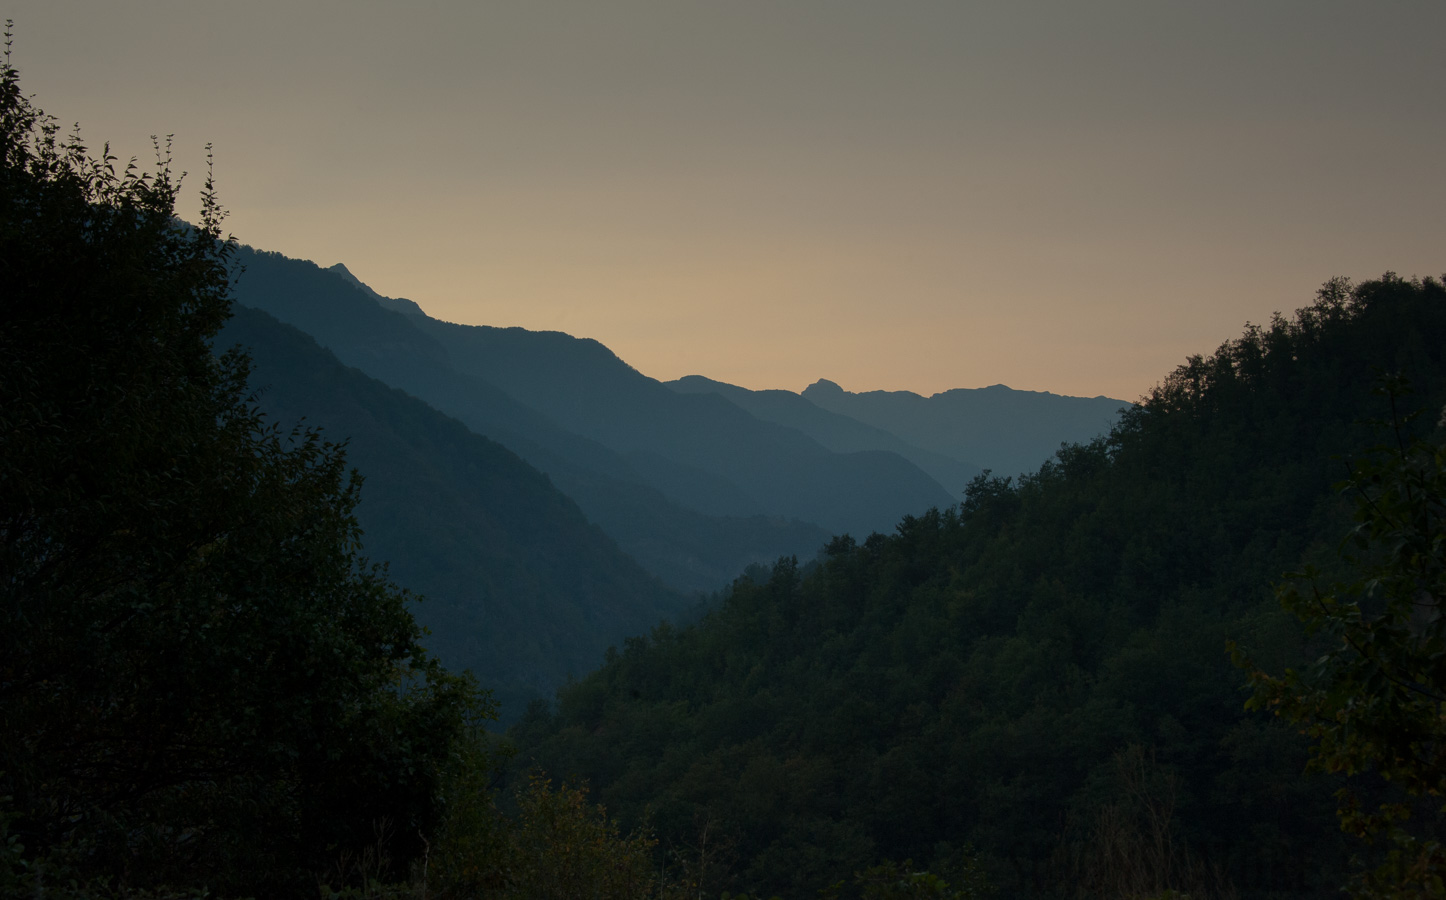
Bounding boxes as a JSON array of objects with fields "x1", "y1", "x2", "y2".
[
  {"x1": 802, "y1": 377, "x2": 1130, "y2": 478},
  {"x1": 407, "y1": 316, "x2": 957, "y2": 534},
  {"x1": 231, "y1": 247, "x2": 832, "y2": 593},
  {"x1": 230, "y1": 246, "x2": 1132, "y2": 602},
  {"x1": 231, "y1": 247, "x2": 955, "y2": 549},
  {"x1": 329, "y1": 262, "x2": 426, "y2": 317},
  {"x1": 668, "y1": 375, "x2": 984, "y2": 499}
]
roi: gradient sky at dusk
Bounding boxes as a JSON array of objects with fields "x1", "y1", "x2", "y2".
[{"x1": 8, "y1": 2, "x2": 1444, "y2": 400}]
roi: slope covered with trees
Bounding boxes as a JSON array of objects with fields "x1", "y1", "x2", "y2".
[
  {"x1": 0, "y1": 46, "x2": 773, "y2": 898},
  {"x1": 1240, "y1": 389, "x2": 1446, "y2": 899},
  {"x1": 510, "y1": 274, "x2": 1446, "y2": 899},
  {"x1": 0, "y1": 52, "x2": 486, "y2": 895}
]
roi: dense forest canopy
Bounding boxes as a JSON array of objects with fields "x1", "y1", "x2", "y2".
[
  {"x1": 510, "y1": 273, "x2": 1446, "y2": 899},
  {"x1": 1240, "y1": 378, "x2": 1446, "y2": 899},
  {"x1": 0, "y1": 41, "x2": 487, "y2": 895}
]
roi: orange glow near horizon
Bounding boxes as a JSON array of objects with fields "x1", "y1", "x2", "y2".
[{"x1": 8, "y1": 2, "x2": 1444, "y2": 401}]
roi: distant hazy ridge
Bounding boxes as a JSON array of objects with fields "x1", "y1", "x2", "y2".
[{"x1": 801, "y1": 378, "x2": 1129, "y2": 480}]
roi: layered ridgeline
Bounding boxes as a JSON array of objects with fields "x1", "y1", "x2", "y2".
[
  {"x1": 231, "y1": 248, "x2": 949, "y2": 591},
  {"x1": 668, "y1": 376, "x2": 1128, "y2": 499},
  {"x1": 509, "y1": 275, "x2": 1446, "y2": 899},
  {"x1": 802, "y1": 378, "x2": 1129, "y2": 481},
  {"x1": 668, "y1": 375, "x2": 986, "y2": 500},
  {"x1": 220, "y1": 306, "x2": 686, "y2": 716},
  {"x1": 230, "y1": 246, "x2": 1134, "y2": 588},
  {"x1": 380, "y1": 292, "x2": 955, "y2": 536}
]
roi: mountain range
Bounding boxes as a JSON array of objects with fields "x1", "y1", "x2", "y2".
[
  {"x1": 667, "y1": 375, "x2": 985, "y2": 499},
  {"x1": 223, "y1": 245, "x2": 1131, "y2": 714},
  {"x1": 801, "y1": 377, "x2": 1128, "y2": 480}
]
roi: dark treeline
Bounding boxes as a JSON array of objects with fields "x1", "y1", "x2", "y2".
[
  {"x1": 510, "y1": 274, "x2": 1446, "y2": 899},
  {"x1": 0, "y1": 54, "x2": 486, "y2": 894}
]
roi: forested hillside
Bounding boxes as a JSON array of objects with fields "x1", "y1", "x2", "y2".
[
  {"x1": 0, "y1": 63, "x2": 486, "y2": 894},
  {"x1": 510, "y1": 274, "x2": 1446, "y2": 899}
]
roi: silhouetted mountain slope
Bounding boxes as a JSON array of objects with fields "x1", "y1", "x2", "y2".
[
  {"x1": 218, "y1": 305, "x2": 689, "y2": 720},
  {"x1": 329, "y1": 262, "x2": 426, "y2": 317},
  {"x1": 669, "y1": 374, "x2": 985, "y2": 499},
  {"x1": 229, "y1": 247, "x2": 828, "y2": 592},
  {"x1": 511, "y1": 275, "x2": 1446, "y2": 898},
  {"x1": 802, "y1": 378, "x2": 1129, "y2": 478},
  {"x1": 407, "y1": 317, "x2": 957, "y2": 536},
  {"x1": 489, "y1": 432, "x2": 831, "y2": 593}
]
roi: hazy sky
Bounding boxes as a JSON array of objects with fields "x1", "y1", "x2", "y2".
[{"x1": 7, "y1": 2, "x2": 1443, "y2": 400}]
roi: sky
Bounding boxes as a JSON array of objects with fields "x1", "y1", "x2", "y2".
[{"x1": 6, "y1": 2, "x2": 1444, "y2": 401}]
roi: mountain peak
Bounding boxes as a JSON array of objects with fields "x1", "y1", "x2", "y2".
[
  {"x1": 326, "y1": 262, "x2": 426, "y2": 318},
  {"x1": 803, "y1": 378, "x2": 844, "y2": 397},
  {"x1": 670, "y1": 374, "x2": 726, "y2": 390},
  {"x1": 327, "y1": 261, "x2": 360, "y2": 282}
]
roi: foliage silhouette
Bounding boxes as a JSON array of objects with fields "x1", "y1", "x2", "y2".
[
  {"x1": 0, "y1": 32, "x2": 487, "y2": 896},
  {"x1": 1238, "y1": 378, "x2": 1446, "y2": 897}
]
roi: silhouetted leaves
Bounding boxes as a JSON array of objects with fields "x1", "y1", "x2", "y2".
[{"x1": 0, "y1": 40, "x2": 487, "y2": 896}]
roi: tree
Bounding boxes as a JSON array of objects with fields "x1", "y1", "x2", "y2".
[
  {"x1": 1237, "y1": 379, "x2": 1446, "y2": 898},
  {"x1": 0, "y1": 29, "x2": 486, "y2": 895}
]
